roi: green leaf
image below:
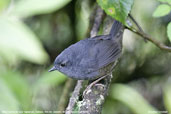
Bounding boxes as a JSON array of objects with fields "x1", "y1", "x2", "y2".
[
  {"x1": 157, "y1": 0, "x2": 171, "y2": 5},
  {"x1": 167, "y1": 22, "x2": 171, "y2": 42},
  {"x1": 153, "y1": 4, "x2": 171, "y2": 17},
  {"x1": 11, "y1": 0, "x2": 71, "y2": 17},
  {"x1": 97, "y1": 0, "x2": 134, "y2": 24},
  {"x1": 0, "y1": 16, "x2": 49, "y2": 64},
  {"x1": 163, "y1": 83, "x2": 171, "y2": 113},
  {"x1": 111, "y1": 84, "x2": 159, "y2": 114}
]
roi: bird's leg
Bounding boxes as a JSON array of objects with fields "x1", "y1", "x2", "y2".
[{"x1": 83, "y1": 74, "x2": 108, "y2": 96}]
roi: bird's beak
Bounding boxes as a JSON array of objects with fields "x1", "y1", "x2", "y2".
[{"x1": 48, "y1": 66, "x2": 56, "y2": 72}]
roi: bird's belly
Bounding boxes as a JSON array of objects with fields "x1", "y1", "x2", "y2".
[{"x1": 68, "y1": 62, "x2": 116, "y2": 80}]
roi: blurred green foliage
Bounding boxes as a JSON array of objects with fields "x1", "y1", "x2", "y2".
[
  {"x1": 0, "y1": 71, "x2": 31, "y2": 110},
  {"x1": 11, "y1": 0, "x2": 71, "y2": 18},
  {"x1": 153, "y1": 4, "x2": 171, "y2": 17},
  {"x1": 0, "y1": 0, "x2": 170, "y2": 114},
  {"x1": 0, "y1": 17, "x2": 49, "y2": 64},
  {"x1": 111, "y1": 84, "x2": 158, "y2": 114},
  {"x1": 167, "y1": 22, "x2": 171, "y2": 41},
  {"x1": 0, "y1": 0, "x2": 71, "y2": 113},
  {"x1": 164, "y1": 81, "x2": 171, "y2": 114}
]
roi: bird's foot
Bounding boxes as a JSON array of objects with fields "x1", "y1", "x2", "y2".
[{"x1": 83, "y1": 74, "x2": 108, "y2": 96}]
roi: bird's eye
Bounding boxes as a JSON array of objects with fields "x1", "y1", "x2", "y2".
[{"x1": 60, "y1": 63, "x2": 66, "y2": 67}]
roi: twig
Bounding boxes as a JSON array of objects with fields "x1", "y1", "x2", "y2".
[
  {"x1": 65, "y1": 6, "x2": 104, "y2": 114},
  {"x1": 90, "y1": 6, "x2": 104, "y2": 37},
  {"x1": 128, "y1": 14, "x2": 147, "y2": 42},
  {"x1": 58, "y1": 79, "x2": 74, "y2": 113},
  {"x1": 126, "y1": 27, "x2": 171, "y2": 52},
  {"x1": 128, "y1": 14, "x2": 144, "y2": 34}
]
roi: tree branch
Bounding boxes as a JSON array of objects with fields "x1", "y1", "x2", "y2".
[
  {"x1": 58, "y1": 79, "x2": 75, "y2": 113},
  {"x1": 79, "y1": 74, "x2": 112, "y2": 114},
  {"x1": 79, "y1": 17, "x2": 115, "y2": 114},
  {"x1": 126, "y1": 27, "x2": 171, "y2": 52},
  {"x1": 65, "y1": 6, "x2": 104, "y2": 114}
]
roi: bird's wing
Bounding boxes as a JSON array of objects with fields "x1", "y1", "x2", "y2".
[
  {"x1": 74, "y1": 35, "x2": 121, "y2": 71},
  {"x1": 88, "y1": 36, "x2": 121, "y2": 69}
]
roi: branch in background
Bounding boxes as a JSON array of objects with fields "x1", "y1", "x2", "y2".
[
  {"x1": 65, "y1": 80, "x2": 84, "y2": 114},
  {"x1": 65, "y1": 6, "x2": 104, "y2": 114},
  {"x1": 58, "y1": 79, "x2": 75, "y2": 113},
  {"x1": 90, "y1": 6, "x2": 104, "y2": 37},
  {"x1": 126, "y1": 27, "x2": 171, "y2": 52}
]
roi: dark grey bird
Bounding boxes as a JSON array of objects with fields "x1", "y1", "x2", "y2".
[{"x1": 49, "y1": 20, "x2": 124, "y2": 80}]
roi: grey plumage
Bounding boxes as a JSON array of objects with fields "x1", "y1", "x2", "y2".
[{"x1": 49, "y1": 19, "x2": 124, "y2": 80}]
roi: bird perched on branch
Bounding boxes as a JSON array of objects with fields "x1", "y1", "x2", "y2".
[{"x1": 49, "y1": 19, "x2": 124, "y2": 80}]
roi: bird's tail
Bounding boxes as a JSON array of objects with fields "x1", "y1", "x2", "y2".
[{"x1": 109, "y1": 19, "x2": 124, "y2": 39}]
